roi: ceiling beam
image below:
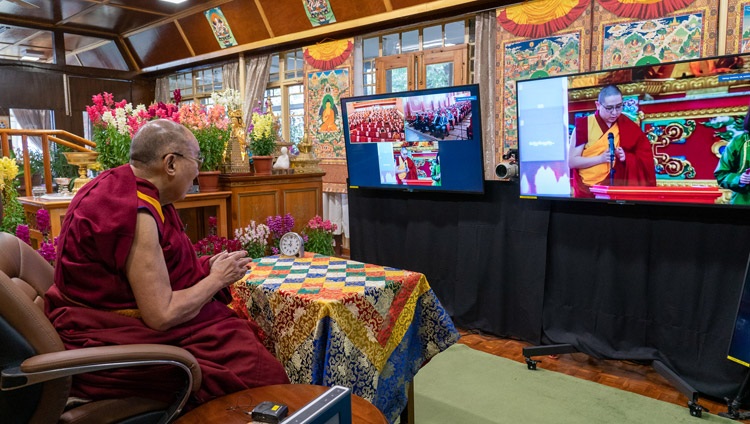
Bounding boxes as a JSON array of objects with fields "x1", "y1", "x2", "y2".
[{"x1": 141, "y1": 0, "x2": 499, "y2": 74}]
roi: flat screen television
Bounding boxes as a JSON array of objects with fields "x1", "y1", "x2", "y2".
[
  {"x1": 341, "y1": 84, "x2": 484, "y2": 194},
  {"x1": 516, "y1": 53, "x2": 750, "y2": 207}
]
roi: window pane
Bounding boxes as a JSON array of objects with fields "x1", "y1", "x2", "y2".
[
  {"x1": 444, "y1": 21, "x2": 464, "y2": 46},
  {"x1": 401, "y1": 30, "x2": 419, "y2": 52},
  {"x1": 468, "y1": 17, "x2": 476, "y2": 44},
  {"x1": 269, "y1": 54, "x2": 280, "y2": 83},
  {"x1": 386, "y1": 67, "x2": 407, "y2": 93},
  {"x1": 382, "y1": 34, "x2": 400, "y2": 56},
  {"x1": 363, "y1": 37, "x2": 379, "y2": 59},
  {"x1": 426, "y1": 62, "x2": 452, "y2": 89},
  {"x1": 288, "y1": 84, "x2": 304, "y2": 143},
  {"x1": 213, "y1": 67, "x2": 223, "y2": 91},
  {"x1": 423, "y1": 25, "x2": 442, "y2": 50}
]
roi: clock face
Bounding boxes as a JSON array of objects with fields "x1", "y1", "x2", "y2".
[{"x1": 279, "y1": 232, "x2": 304, "y2": 257}]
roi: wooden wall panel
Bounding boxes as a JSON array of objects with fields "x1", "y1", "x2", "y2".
[
  {"x1": 327, "y1": 0, "x2": 387, "y2": 22},
  {"x1": 0, "y1": 68, "x2": 65, "y2": 110},
  {"x1": 180, "y1": 0, "x2": 270, "y2": 56},
  {"x1": 390, "y1": 0, "x2": 431, "y2": 9},
  {"x1": 126, "y1": 23, "x2": 192, "y2": 69},
  {"x1": 258, "y1": 0, "x2": 313, "y2": 37}
]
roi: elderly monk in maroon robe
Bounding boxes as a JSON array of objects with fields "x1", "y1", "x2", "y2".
[
  {"x1": 569, "y1": 85, "x2": 656, "y2": 198},
  {"x1": 45, "y1": 119, "x2": 289, "y2": 408}
]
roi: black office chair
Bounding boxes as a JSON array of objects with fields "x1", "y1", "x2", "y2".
[{"x1": 0, "y1": 232, "x2": 203, "y2": 424}]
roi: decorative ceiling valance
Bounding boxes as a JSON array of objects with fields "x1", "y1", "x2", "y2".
[
  {"x1": 304, "y1": 40, "x2": 353, "y2": 71},
  {"x1": 597, "y1": 0, "x2": 696, "y2": 19},
  {"x1": 497, "y1": 0, "x2": 589, "y2": 39}
]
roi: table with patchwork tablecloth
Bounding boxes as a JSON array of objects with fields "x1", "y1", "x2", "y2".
[{"x1": 231, "y1": 254, "x2": 460, "y2": 423}]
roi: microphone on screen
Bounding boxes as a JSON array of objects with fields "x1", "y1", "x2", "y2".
[{"x1": 608, "y1": 132, "x2": 615, "y2": 185}]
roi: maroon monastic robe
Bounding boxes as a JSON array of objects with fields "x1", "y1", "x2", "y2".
[
  {"x1": 572, "y1": 112, "x2": 656, "y2": 198},
  {"x1": 45, "y1": 165, "x2": 288, "y2": 407}
]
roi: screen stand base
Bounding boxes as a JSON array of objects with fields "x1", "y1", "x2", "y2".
[
  {"x1": 522, "y1": 344, "x2": 707, "y2": 418},
  {"x1": 719, "y1": 368, "x2": 750, "y2": 420}
]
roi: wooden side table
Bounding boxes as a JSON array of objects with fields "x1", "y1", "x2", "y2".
[{"x1": 174, "y1": 384, "x2": 387, "y2": 424}]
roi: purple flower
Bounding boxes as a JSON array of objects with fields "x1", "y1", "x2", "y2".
[
  {"x1": 37, "y1": 238, "x2": 57, "y2": 264},
  {"x1": 36, "y1": 209, "x2": 51, "y2": 235},
  {"x1": 15, "y1": 224, "x2": 31, "y2": 245}
]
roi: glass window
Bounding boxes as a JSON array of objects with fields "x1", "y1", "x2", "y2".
[
  {"x1": 401, "y1": 30, "x2": 419, "y2": 52},
  {"x1": 386, "y1": 68, "x2": 408, "y2": 93},
  {"x1": 426, "y1": 63, "x2": 453, "y2": 89},
  {"x1": 285, "y1": 49, "x2": 304, "y2": 79},
  {"x1": 444, "y1": 21, "x2": 464, "y2": 46},
  {"x1": 288, "y1": 84, "x2": 304, "y2": 144},
  {"x1": 269, "y1": 54, "x2": 280, "y2": 83},
  {"x1": 382, "y1": 33, "x2": 400, "y2": 56},
  {"x1": 363, "y1": 37, "x2": 379, "y2": 59},
  {"x1": 423, "y1": 25, "x2": 443, "y2": 50}
]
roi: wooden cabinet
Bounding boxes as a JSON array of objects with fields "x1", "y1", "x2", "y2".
[{"x1": 220, "y1": 173, "x2": 323, "y2": 234}]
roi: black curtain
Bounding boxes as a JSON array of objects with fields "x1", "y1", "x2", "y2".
[
  {"x1": 349, "y1": 182, "x2": 550, "y2": 343},
  {"x1": 349, "y1": 181, "x2": 750, "y2": 400}
]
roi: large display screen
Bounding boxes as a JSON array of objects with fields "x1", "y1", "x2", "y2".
[
  {"x1": 342, "y1": 84, "x2": 484, "y2": 194},
  {"x1": 516, "y1": 53, "x2": 750, "y2": 207}
]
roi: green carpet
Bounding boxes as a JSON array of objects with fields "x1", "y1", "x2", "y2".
[{"x1": 413, "y1": 344, "x2": 733, "y2": 424}]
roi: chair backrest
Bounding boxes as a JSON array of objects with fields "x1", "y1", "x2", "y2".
[{"x1": 0, "y1": 232, "x2": 70, "y2": 424}]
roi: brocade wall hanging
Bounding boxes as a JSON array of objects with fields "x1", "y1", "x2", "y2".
[
  {"x1": 496, "y1": 0, "x2": 591, "y2": 156},
  {"x1": 303, "y1": 39, "x2": 354, "y2": 193}
]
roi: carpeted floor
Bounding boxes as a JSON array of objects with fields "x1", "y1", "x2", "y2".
[{"x1": 413, "y1": 344, "x2": 734, "y2": 423}]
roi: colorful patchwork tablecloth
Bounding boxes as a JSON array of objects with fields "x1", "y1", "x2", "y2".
[{"x1": 231, "y1": 254, "x2": 460, "y2": 423}]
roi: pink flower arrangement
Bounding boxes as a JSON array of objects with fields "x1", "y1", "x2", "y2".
[
  {"x1": 193, "y1": 215, "x2": 242, "y2": 257},
  {"x1": 303, "y1": 215, "x2": 337, "y2": 256}
]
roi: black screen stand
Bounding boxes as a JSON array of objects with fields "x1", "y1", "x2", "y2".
[
  {"x1": 719, "y1": 368, "x2": 750, "y2": 420},
  {"x1": 522, "y1": 344, "x2": 707, "y2": 418}
]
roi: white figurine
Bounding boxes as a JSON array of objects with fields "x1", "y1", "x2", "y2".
[{"x1": 273, "y1": 146, "x2": 290, "y2": 169}]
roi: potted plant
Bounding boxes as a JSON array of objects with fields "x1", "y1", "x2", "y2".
[
  {"x1": 178, "y1": 100, "x2": 231, "y2": 192},
  {"x1": 248, "y1": 102, "x2": 278, "y2": 176},
  {"x1": 302, "y1": 215, "x2": 337, "y2": 256},
  {"x1": 235, "y1": 220, "x2": 270, "y2": 259}
]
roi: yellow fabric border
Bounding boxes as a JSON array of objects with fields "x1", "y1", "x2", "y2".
[{"x1": 137, "y1": 190, "x2": 164, "y2": 223}]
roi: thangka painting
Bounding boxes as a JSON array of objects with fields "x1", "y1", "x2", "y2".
[
  {"x1": 302, "y1": 0, "x2": 336, "y2": 27},
  {"x1": 306, "y1": 68, "x2": 350, "y2": 160},
  {"x1": 204, "y1": 7, "x2": 237, "y2": 48},
  {"x1": 592, "y1": 0, "x2": 717, "y2": 69},
  {"x1": 601, "y1": 14, "x2": 704, "y2": 69},
  {"x1": 496, "y1": 0, "x2": 590, "y2": 159},
  {"x1": 726, "y1": 0, "x2": 750, "y2": 53},
  {"x1": 500, "y1": 32, "x2": 584, "y2": 151}
]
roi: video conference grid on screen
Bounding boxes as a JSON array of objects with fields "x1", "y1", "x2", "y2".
[
  {"x1": 342, "y1": 84, "x2": 485, "y2": 194},
  {"x1": 516, "y1": 53, "x2": 750, "y2": 207}
]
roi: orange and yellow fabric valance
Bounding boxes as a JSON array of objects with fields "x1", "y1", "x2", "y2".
[
  {"x1": 497, "y1": 0, "x2": 589, "y2": 39},
  {"x1": 304, "y1": 39, "x2": 353, "y2": 71},
  {"x1": 597, "y1": 0, "x2": 695, "y2": 19}
]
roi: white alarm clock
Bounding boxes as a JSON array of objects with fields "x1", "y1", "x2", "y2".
[{"x1": 279, "y1": 231, "x2": 305, "y2": 257}]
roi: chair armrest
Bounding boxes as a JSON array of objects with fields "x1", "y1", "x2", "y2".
[{"x1": 2, "y1": 344, "x2": 202, "y2": 392}]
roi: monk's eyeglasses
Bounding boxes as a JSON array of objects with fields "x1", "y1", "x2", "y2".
[
  {"x1": 166, "y1": 152, "x2": 204, "y2": 167},
  {"x1": 601, "y1": 103, "x2": 624, "y2": 112}
]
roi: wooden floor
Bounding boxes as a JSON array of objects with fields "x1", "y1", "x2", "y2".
[{"x1": 456, "y1": 329, "x2": 748, "y2": 423}]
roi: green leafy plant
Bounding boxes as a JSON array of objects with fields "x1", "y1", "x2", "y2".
[
  {"x1": 179, "y1": 102, "x2": 231, "y2": 171},
  {"x1": 302, "y1": 215, "x2": 337, "y2": 256},
  {"x1": 0, "y1": 156, "x2": 25, "y2": 233},
  {"x1": 235, "y1": 220, "x2": 270, "y2": 259}
]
